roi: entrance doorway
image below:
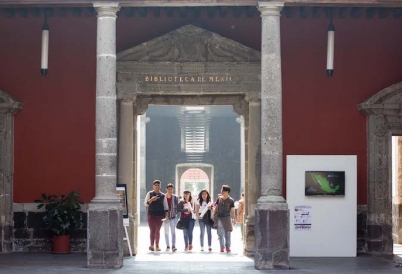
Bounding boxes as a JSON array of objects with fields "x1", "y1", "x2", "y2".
[
  {"x1": 392, "y1": 136, "x2": 402, "y2": 260},
  {"x1": 117, "y1": 24, "x2": 262, "y2": 257},
  {"x1": 135, "y1": 105, "x2": 243, "y2": 258}
]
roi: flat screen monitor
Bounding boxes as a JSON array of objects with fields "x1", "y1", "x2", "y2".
[{"x1": 305, "y1": 171, "x2": 345, "y2": 196}]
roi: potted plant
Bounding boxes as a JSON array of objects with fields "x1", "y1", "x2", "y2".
[{"x1": 35, "y1": 190, "x2": 84, "y2": 254}]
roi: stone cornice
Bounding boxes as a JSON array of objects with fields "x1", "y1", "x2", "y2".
[{"x1": 2, "y1": 1, "x2": 402, "y2": 8}]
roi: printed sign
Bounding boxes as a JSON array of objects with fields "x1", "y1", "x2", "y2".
[{"x1": 294, "y1": 205, "x2": 312, "y2": 231}]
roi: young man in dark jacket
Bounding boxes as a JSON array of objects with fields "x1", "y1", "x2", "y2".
[{"x1": 144, "y1": 180, "x2": 169, "y2": 251}]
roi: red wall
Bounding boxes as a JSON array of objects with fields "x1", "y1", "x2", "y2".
[
  {"x1": 281, "y1": 16, "x2": 402, "y2": 204},
  {"x1": 0, "y1": 10, "x2": 401, "y2": 204},
  {"x1": 0, "y1": 16, "x2": 97, "y2": 203}
]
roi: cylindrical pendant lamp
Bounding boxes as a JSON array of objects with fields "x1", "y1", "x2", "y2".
[
  {"x1": 326, "y1": 17, "x2": 335, "y2": 77},
  {"x1": 41, "y1": 15, "x2": 49, "y2": 76}
]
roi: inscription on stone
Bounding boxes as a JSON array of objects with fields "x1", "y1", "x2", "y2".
[{"x1": 144, "y1": 75, "x2": 235, "y2": 83}]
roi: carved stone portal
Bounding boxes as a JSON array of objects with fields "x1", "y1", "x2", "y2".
[
  {"x1": 116, "y1": 24, "x2": 261, "y2": 256},
  {"x1": 358, "y1": 81, "x2": 402, "y2": 255}
]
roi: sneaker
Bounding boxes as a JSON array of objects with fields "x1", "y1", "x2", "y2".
[
  {"x1": 155, "y1": 246, "x2": 161, "y2": 251},
  {"x1": 172, "y1": 246, "x2": 177, "y2": 252},
  {"x1": 185, "y1": 247, "x2": 189, "y2": 251},
  {"x1": 189, "y1": 244, "x2": 193, "y2": 251},
  {"x1": 208, "y1": 247, "x2": 212, "y2": 252},
  {"x1": 201, "y1": 247, "x2": 204, "y2": 251},
  {"x1": 226, "y1": 248, "x2": 231, "y2": 253},
  {"x1": 220, "y1": 248, "x2": 224, "y2": 252},
  {"x1": 149, "y1": 245, "x2": 154, "y2": 251},
  {"x1": 166, "y1": 246, "x2": 170, "y2": 251}
]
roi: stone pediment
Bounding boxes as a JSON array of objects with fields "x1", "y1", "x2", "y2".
[
  {"x1": 0, "y1": 89, "x2": 22, "y2": 114},
  {"x1": 358, "y1": 82, "x2": 402, "y2": 116},
  {"x1": 117, "y1": 24, "x2": 261, "y2": 62}
]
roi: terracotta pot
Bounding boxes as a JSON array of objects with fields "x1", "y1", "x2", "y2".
[{"x1": 52, "y1": 235, "x2": 70, "y2": 254}]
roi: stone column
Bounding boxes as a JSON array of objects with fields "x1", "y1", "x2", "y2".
[
  {"x1": 236, "y1": 116, "x2": 246, "y2": 241},
  {"x1": 236, "y1": 116, "x2": 246, "y2": 194},
  {"x1": 367, "y1": 115, "x2": 392, "y2": 255},
  {"x1": 138, "y1": 114, "x2": 149, "y2": 224},
  {"x1": 0, "y1": 97, "x2": 22, "y2": 253},
  {"x1": 88, "y1": 2, "x2": 122, "y2": 269},
  {"x1": 255, "y1": 2, "x2": 289, "y2": 270},
  {"x1": 118, "y1": 99, "x2": 135, "y2": 255},
  {"x1": 245, "y1": 100, "x2": 260, "y2": 256},
  {"x1": 395, "y1": 137, "x2": 402, "y2": 243}
]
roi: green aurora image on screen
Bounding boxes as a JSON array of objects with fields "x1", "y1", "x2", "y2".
[{"x1": 305, "y1": 171, "x2": 345, "y2": 196}]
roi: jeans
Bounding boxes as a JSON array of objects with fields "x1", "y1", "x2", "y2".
[
  {"x1": 217, "y1": 219, "x2": 231, "y2": 249},
  {"x1": 199, "y1": 219, "x2": 212, "y2": 247},
  {"x1": 183, "y1": 218, "x2": 195, "y2": 248},
  {"x1": 164, "y1": 218, "x2": 177, "y2": 247}
]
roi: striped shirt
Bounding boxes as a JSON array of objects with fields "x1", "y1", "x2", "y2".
[{"x1": 165, "y1": 194, "x2": 179, "y2": 219}]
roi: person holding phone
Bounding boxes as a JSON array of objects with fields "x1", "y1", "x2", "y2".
[{"x1": 144, "y1": 180, "x2": 169, "y2": 252}]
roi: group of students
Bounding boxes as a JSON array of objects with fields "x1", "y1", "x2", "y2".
[{"x1": 144, "y1": 180, "x2": 244, "y2": 253}]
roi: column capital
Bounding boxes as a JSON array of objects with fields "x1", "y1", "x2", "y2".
[
  {"x1": 93, "y1": 2, "x2": 120, "y2": 17},
  {"x1": 257, "y1": 2, "x2": 284, "y2": 17}
]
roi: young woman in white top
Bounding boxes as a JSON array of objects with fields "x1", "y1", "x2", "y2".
[{"x1": 195, "y1": 189, "x2": 213, "y2": 251}]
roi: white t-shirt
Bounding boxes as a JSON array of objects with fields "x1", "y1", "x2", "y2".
[{"x1": 197, "y1": 200, "x2": 208, "y2": 215}]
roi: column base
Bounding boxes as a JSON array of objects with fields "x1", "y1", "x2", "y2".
[
  {"x1": 254, "y1": 198, "x2": 289, "y2": 270},
  {"x1": 244, "y1": 216, "x2": 255, "y2": 257},
  {"x1": 367, "y1": 224, "x2": 393, "y2": 255},
  {"x1": 87, "y1": 202, "x2": 123, "y2": 269}
]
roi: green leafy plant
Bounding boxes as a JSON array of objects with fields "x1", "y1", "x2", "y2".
[{"x1": 35, "y1": 191, "x2": 84, "y2": 236}]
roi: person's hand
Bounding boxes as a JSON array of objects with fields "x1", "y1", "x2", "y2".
[
  {"x1": 149, "y1": 196, "x2": 159, "y2": 203},
  {"x1": 187, "y1": 209, "x2": 191, "y2": 213},
  {"x1": 207, "y1": 205, "x2": 212, "y2": 210}
]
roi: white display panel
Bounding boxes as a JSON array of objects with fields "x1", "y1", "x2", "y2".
[{"x1": 287, "y1": 155, "x2": 357, "y2": 257}]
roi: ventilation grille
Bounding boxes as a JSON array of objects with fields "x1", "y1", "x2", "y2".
[{"x1": 178, "y1": 107, "x2": 210, "y2": 162}]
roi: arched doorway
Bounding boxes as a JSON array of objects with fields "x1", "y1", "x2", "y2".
[
  {"x1": 177, "y1": 164, "x2": 213, "y2": 199},
  {"x1": 180, "y1": 168, "x2": 210, "y2": 199},
  {"x1": 359, "y1": 81, "x2": 402, "y2": 255}
]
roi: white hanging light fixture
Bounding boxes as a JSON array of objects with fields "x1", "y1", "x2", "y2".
[
  {"x1": 41, "y1": 12, "x2": 49, "y2": 76},
  {"x1": 326, "y1": 9, "x2": 335, "y2": 77}
]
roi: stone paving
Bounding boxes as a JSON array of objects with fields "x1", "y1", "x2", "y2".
[{"x1": 0, "y1": 224, "x2": 401, "y2": 273}]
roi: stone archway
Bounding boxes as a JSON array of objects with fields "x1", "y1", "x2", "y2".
[
  {"x1": 0, "y1": 90, "x2": 22, "y2": 253},
  {"x1": 116, "y1": 25, "x2": 261, "y2": 256},
  {"x1": 358, "y1": 81, "x2": 402, "y2": 255}
]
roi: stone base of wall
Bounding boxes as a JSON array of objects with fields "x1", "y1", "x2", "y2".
[
  {"x1": 0, "y1": 225, "x2": 13, "y2": 253},
  {"x1": 357, "y1": 204, "x2": 367, "y2": 254},
  {"x1": 13, "y1": 211, "x2": 87, "y2": 252},
  {"x1": 10, "y1": 203, "x2": 370, "y2": 254}
]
